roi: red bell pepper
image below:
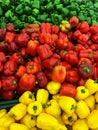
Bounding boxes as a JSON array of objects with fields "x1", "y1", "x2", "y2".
[
  {"x1": 60, "y1": 61, "x2": 71, "y2": 70},
  {"x1": 77, "y1": 34, "x2": 89, "y2": 45},
  {"x1": 79, "y1": 21, "x2": 89, "y2": 33},
  {"x1": 0, "y1": 52, "x2": 6, "y2": 63},
  {"x1": 0, "y1": 28, "x2": 6, "y2": 42},
  {"x1": 30, "y1": 32, "x2": 39, "y2": 40},
  {"x1": 77, "y1": 78, "x2": 87, "y2": 86},
  {"x1": 2, "y1": 76, "x2": 18, "y2": 91},
  {"x1": 4, "y1": 60, "x2": 17, "y2": 76},
  {"x1": 0, "y1": 62, "x2": 3, "y2": 73},
  {"x1": 79, "y1": 49, "x2": 93, "y2": 59},
  {"x1": 90, "y1": 25, "x2": 98, "y2": 34},
  {"x1": 58, "y1": 32, "x2": 67, "y2": 38},
  {"x1": 6, "y1": 23, "x2": 15, "y2": 32},
  {"x1": 74, "y1": 44, "x2": 85, "y2": 52},
  {"x1": 39, "y1": 33, "x2": 52, "y2": 44},
  {"x1": 36, "y1": 71, "x2": 48, "y2": 88},
  {"x1": 15, "y1": 33, "x2": 29, "y2": 47},
  {"x1": 0, "y1": 80, "x2": 2, "y2": 89},
  {"x1": 19, "y1": 73, "x2": 36, "y2": 92},
  {"x1": 25, "y1": 24, "x2": 40, "y2": 34},
  {"x1": 8, "y1": 41, "x2": 19, "y2": 52},
  {"x1": 91, "y1": 33, "x2": 98, "y2": 43},
  {"x1": 78, "y1": 63, "x2": 94, "y2": 78},
  {"x1": 5, "y1": 32, "x2": 15, "y2": 43},
  {"x1": 69, "y1": 16, "x2": 79, "y2": 28},
  {"x1": 15, "y1": 65, "x2": 26, "y2": 77},
  {"x1": 65, "y1": 69, "x2": 79, "y2": 83},
  {"x1": 26, "y1": 40, "x2": 39, "y2": 56},
  {"x1": 51, "y1": 25, "x2": 59, "y2": 34},
  {"x1": 60, "y1": 82, "x2": 77, "y2": 98},
  {"x1": 0, "y1": 42, "x2": 9, "y2": 52},
  {"x1": 26, "y1": 61, "x2": 40, "y2": 74},
  {"x1": 40, "y1": 22, "x2": 51, "y2": 33},
  {"x1": 72, "y1": 30, "x2": 82, "y2": 41},
  {"x1": 56, "y1": 37, "x2": 68, "y2": 49},
  {"x1": 78, "y1": 58, "x2": 92, "y2": 65},
  {"x1": 90, "y1": 44, "x2": 98, "y2": 51},
  {"x1": 1, "y1": 90, "x2": 14, "y2": 100},
  {"x1": 37, "y1": 44, "x2": 53, "y2": 60}
]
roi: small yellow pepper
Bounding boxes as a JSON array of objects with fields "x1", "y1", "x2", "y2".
[
  {"x1": 9, "y1": 123, "x2": 29, "y2": 130},
  {"x1": 84, "y1": 95, "x2": 95, "y2": 111},
  {"x1": 8, "y1": 103, "x2": 27, "y2": 120},
  {"x1": 19, "y1": 91, "x2": 35, "y2": 105},
  {"x1": 75, "y1": 86, "x2": 89, "y2": 100},
  {"x1": 95, "y1": 91, "x2": 98, "y2": 103},
  {"x1": 0, "y1": 109, "x2": 7, "y2": 118},
  {"x1": 36, "y1": 89, "x2": 49, "y2": 104},
  {"x1": 27, "y1": 101, "x2": 42, "y2": 116},
  {"x1": 72, "y1": 119, "x2": 88, "y2": 130},
  {"x1": 62, "y1": 112, "x2": 77, "y2": 126},
  {"x1": 86, "y1": 109, "x2": 98, "y2": 129},
  {"x1": 58, "y1": 96, "x2": 77, "y2": 115},
  {"x1": 0, "y1": 114, "x2": 15, "y2": 128},
  {"x1": 20, "y1": 114, "x2": 36, "y2": 128},
  {"x1": 44, "y1": 99, "x2": 61, "y2": 118},
  {"x1": 46, "y1": 81, "x2": 61, "y2": 95},
  {"x1": 0, "y1": 126, "x2": 9, "y2": 130},
  {"x1": 36, "y1": 112, "x2": 59, "y2": 130},
  {"x1": 60, "y1": 20, "x2": 71, "y2": 33},
  {"x1": 85, "y1": 79, "x2": 98, "y2": 95},
  {"x1": 75, "y1": 100, "x2": 90, "y2": 119}
]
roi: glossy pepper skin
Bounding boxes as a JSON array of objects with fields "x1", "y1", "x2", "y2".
[
  {"x1": 78, "y1": 63, "x2": 94, "y2": 78},
  {"x1": 79, "y1": 21, "x2": 89, "y2": 33},
  {"x1": 15, "y1": 65, "x2": 26, "y2": 77},
  {"x1": 40, "y1": 22, "x2": 51, "y2": 33},
  {"x1": 56, "y1": 37, "x2": 68, "y2": 49},
  {"x1": 1, "y1": 90, "x2": 15, "y2": 100},
  {"x1": 19, "y1": 73, "x2": 36, "y2": 92}
]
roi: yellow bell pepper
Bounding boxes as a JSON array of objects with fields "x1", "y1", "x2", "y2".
[
  {"x1": 9, "y1": 123, "x2": 29, "y2": 130},
  {"x1": 72, "y1": 119, "x2": 88, "y2": 130},
  {"x1": 56, "y1": 123, "x2": 68, "y2": 130},
  {"x1": 46, "y1": 81, "x2": 61, "y2": 95},
  {"x1": 75, "y1": 86, "x2": 89, "y2": 100},
  {"x1": 0, "y1": 109, "x2": 7, "y2": 118},
  {"x1": 0, "y1": 126, "x2": 9, "y2": 130},
  {"x1": 8, "y1": 103, "x2": 27, "y2": 120},
  {"x1": 0, "y1": 114, "x2": 15, "y2": 127},
  {"x1": 36, "y1": 112, "x2": 59, "y2": 130},
  {"x1": 95, "y1": 91, "x2": 98, "y2": 103},
  {"x1": 36, "y1": 89, "x2": 49, "y2": 104},
  {"x1": 62, "y1": 112, "x2": 77, "y2": 126},
  {"x1": 75, "y1": 100, "x2": 90, "y2": 119},
  {"x1": 20, "y1": 114, "x2": 36, "y2": 128},
  {"x1": 84, "y1": 95, "x2": 95, "y2": 111},
  {"x1": 44, "y1": 99, "x2": 61, "y2": 118},
  {"x1": 27, "y1": 101, "x2": 42, "y2": 116},
  {"x1": 19, "y1": 91, "x2": 35, "y2": 105},
  {"x1": 60, "y1": 20, "x2": 71, "y2": 33},
  {"x1": 85, "y1": 79, "x2": 98, "y2": 95},
  {"x1": 58, "y1": 96, "x2": 77, "y2": 115},
  {"x1": 86, "y1": 109, "x2": 98, "y2": 129}
]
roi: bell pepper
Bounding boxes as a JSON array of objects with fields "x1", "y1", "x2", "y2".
[
  {"x1": 75, "y1": 86, "x2": 89, "y2": 101},
  {"x1": 37, "y1": 44, "x2": 53, "y2": 60},
  {"x1": 58, "y1": 96, "x2": 77, "y2": 115},
  {"x1": 60, "y1": 20, "x2": 71, "y2": 33},
  {"x1": 56, "y1": 37, "x2": 68, "y2": 49},
  {"x1": 78, "y1": 58, "x2": 92, "y2": 65},
  {"x1": 91, "y1": 33, "x2": 98, "y2": 43},
  {"x1": 60, "y1": 61, "x2": 71, "y2": 70},
  {"x1": 2, "y1": 76, "x2": 18, "y2": 91},
  {"x1": 79, "y1": 49, "x2": 93, "y2": 59},
  {"x1": 9, "y1": 53, "x2": 22, "y2": 64},
  {"x1": 9, "y1": 123, "x2": 29, "y2": 130},
  {"x1": 20, "y1": 114, "x2": 36, "y2": 128},
  {"x1": 36, "y1": 71, "x2": 48, "y2": 88},
  {"x1": 79, "y1": 21, "x2": 89, "y2": 33},
  {"x1": 6, "y1": 23, "x2": 15, "y2": 32},
  {"x1": 0, "y1": 62, "x2": 3, "y2": 73},
  {"x1": 51, "y1": 25, "x2": 59, "y2": 34},
  {"x1": 40, "y1": 22, "x2": 51, "y2": 33},
  {"x1": 69, "y1": 16, "x2": 79, "y2": 28},
  {"x1": 8, "y1": 103, "x2": 27, "y2": 120},
  {"x1": 75, "y1": 100, "x2": 90, "y2": 119},
  {"x1": 15, "y1": 65, "x2": 26, "y2": 77},
  {"x1": 26, "y1": 40, "x2": 39, "y2": 56},
  {"x1": 15, "y1": 33, "x2": 29, "y2": 47},
  {"x1": 90, "y1": 25, "x2": 98, "y2": 34},
  {"x1": 65, "y1": 69, "x2": 79, "y2": 83},
  {"x1": 36, "y1": 89, "x2": 49, "y2": 105},
  {"x1": 0, "y1": 114, "x2": 15, "y2": 128},
  {"x1": 84, "y1": 95, "x2": 95, "y2": 111},
  {"x1": 60, "y1": 83, "x2": 77, "y2": 98},
  {"x1": 0, "y1": 28, "x2": 6, "y2": 42},
  {"x1": 19, "y1": 91, "x2": 35, "y2": 105},
  {"x1": 0, "y1": 52, "x2": 6, "y2": 63},
  {"x1": 8, "y1": 42, "x2": 18, "y2": 52},
  {"x1": 19, "y1": 73, "x2": 36, "y2": 92},
  {"x1": 57, "y1": 123, "x2": 68, "y2": 130},
  {"x1": 78, "y1": 63, "x2": 94, "y2": 79},
  {"x1": 0, "y1": 109, "x2": 7, "y2": 118},
  {"x1": 93, "y1": 50, "x2": 98, "y2": 62},
  {"x1": 26, "y1": 61, "x2": 39, "y2": 74},
  {"x1": 62, "y1": 112, "x2": 77, "y2": 126},
  {"x1": 5, "y1": 32, "x2": 15, "y2": 43},
  {"x1": 86, "y1": 109, "x2": 98, "y2": 129},
  {"x1": 51, "y1": 13, "x2": 62, "y2": 25},
  {"x1": 25, "y1": 24, "x2": 40, "y2": 34},
  {"x1": 36, "y1": 112, "x2": 59, "y2": 130},
  {"x1": 0, "y1": 42, "x2": 9, "y2": 52},
  {"x1": 77, "y1": 34, "x2": 89, "y2": 45},
  {"x1": 30, "y1": 33, "x2": 39, "y2": 41},
  {"x1": 3, "y1": 60, "x2": 17, "y2": 76},
  {"x1": 46, "y1": 81, "x2": 61, "y2": 95},
  {"x1": 84, "y1": 79, "x2": 98, "y2": 95},
  {"x1": 44, "y1": 99, "x2": 61, "y2": 118},
  {"x1": 72, "y1": 119, "x2": 88, "y2": 130},
  {"x1": 27, "y1": 101, "x2": 43, "y2": 116},
  {"x1": 1, "y1": 90, "x2": 14, "y2": 100}
]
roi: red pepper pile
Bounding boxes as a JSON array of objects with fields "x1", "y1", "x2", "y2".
[{"x1": 0, "y1": 16, "x2": 98, "y2": 100}]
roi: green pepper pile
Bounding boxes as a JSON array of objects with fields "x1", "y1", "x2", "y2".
[{"x1": 0, "y1": 0, "x2": 98, "y2": 29}]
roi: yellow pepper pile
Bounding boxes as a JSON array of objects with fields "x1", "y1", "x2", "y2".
[{"x1": 0, "y1": 79, "x2": 98, "y2": 130}]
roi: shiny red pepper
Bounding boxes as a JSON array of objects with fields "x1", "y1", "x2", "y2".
[
  {"x1": 79, "y1": 21, "x2": 89, "y2": 33},
  {"x1": 0, "y1": 62, "x2": 3, "y2": 73},
  {"x1": 6, "y1": 23, "x2": 15, "y2": 32},
  {"x1": 25, "y1": 24, "x2": 40, "y2": 34},
  {"x1": 79, "y1": 49, "x2": 93, "y2": 59},
  {"x1": 39, "y1": 33, "x2": 52, "y2": 44},
  {"x1": 78, "y1": 58, "x2": 92, "y2": 65},
  {"x1": 0, "y1": 28, "x2": 6, "y2": 42},
  {"x1": 69, "y1": 16, "x2": 79, "y2": 28},
  {"x1": 1, "y1": 90, "x2": 14, "y2": 100},
  {"x1": 60, "y1": 61, "x2": 71, "y2": 70},
  {"x1": 0, "y1": 42, "x2": 9, "y2": 52},
  {"x1": 15, "y1": 65, "x2": 26, "y2": 77},
  {"x1": 77, "y1": 34, "x2": 89, "y2": 45},
  {"x1": 90, "y1": 25, "x2": 98, "y2": 34},
  {"x1": 91, "y1": 33, "x2": 98, "y2": 43},
  {"x1": 56, "y1": 37, "x2": 68, "y2": 49},
  {"x1": 51, "y1": 25, "x2": 59, "y2": 34},
  {"x1": 30, "y1": 33, "x2": 39, "y2": 40},
  {"x1": 5, "y1": 32, "x2": 15, "y2": 43},
  {"x1": 40, "y1": 22, "x2": 51, "y2": 33}
]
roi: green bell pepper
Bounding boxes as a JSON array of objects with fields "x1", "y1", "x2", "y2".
[{"x1": 15, "y1": 4, "x2": 24, "y2": 14}]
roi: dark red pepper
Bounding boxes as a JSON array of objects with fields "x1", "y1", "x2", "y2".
[
  {"x1": 6, "y1": 23, "x2": 15, "y2": 32},
  {"x1": 51, "y1": 25, "x2": 59, "y2": 34},
  {"x1": 0, "y1": 62, "x2": 3, "y2": 73},
  {"x1": 91, "y1": 33, "x2": 98, "y2": 43},
  {"x1": 0, "y1": 52, "x2": 6, "y2": 63},
  {"x1": 8, "y1": 42, "x2": 19, "y2": 52},
  {"x1": 90, "y1": 25, "x2": 98, "y2": 34},
  {"x1": 77, "y1": 34, "x2": 89, "y2": 45},
  {"x1": 0, "y1": 42, "x2": 9, "y2": 52},
  {"x1": 30, "y1": 33, "x2": 39, "y2": 40},
  {"x1": 0, "y1": 28, "x2": 6, "y2": 42},
  {"x1": 1, "y1": 90, "x2": 14, "y2": 100}
]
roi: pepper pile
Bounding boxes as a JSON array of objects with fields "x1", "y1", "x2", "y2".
[
  {"x1": 0, "y1": 79, "x2": 98, "y2": 130},
  {"x1": 0, "y1": 0, "x2": 98, "y2": 29},
  {"x1": 0, "y1": 16, "x2": 98, "y2": 100}
]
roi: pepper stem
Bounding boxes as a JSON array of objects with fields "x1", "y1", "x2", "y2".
[
  {"x1": 83, "y1": 66, "x2": 90, "y2": 73},
  {"x1": 33, "y1": 106, "x2": 37, "y2": 113}
]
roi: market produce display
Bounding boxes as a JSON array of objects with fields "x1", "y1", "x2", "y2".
[{"x1": 0, "y1": 0, "x2": 98, "y2": 29}]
